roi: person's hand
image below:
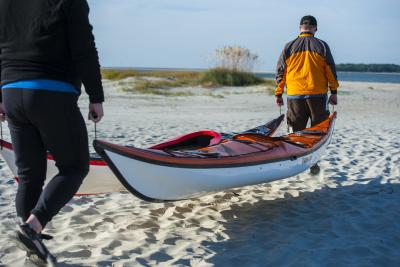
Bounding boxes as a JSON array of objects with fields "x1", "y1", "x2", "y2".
[
  {"x1": 276, "y1": 96, "x2": 284, "y2": 107},
  {"x1": 0, "y1": 103, "x2": 5, "y2": 122},
  {"x1": 88, "y1": 103, "x2": 104, "y2": 123},
  {"x1": 328, "y1": 94, "x2": 337, "y2": 105}
]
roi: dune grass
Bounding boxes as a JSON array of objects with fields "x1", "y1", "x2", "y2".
[
  {"x1": 199, "y1": 68, "x2": 264, "y2": 87},
  {"x1": 102, "y1": 46, "x2": 273, "y2": 96},
  {"x1": 101, "y1": 69, "x2": 139, "y2": 80},
  {"x1": 118, "y1": 79, "x2": 195, "y2": 97},
  {"x1": 124, "y1": 88, "x2": 195, "y2": 97},
  {"x1": 101, "y1": 69, "x2": 200, "y2": 81},
  {"x1": 103, "y1": 68, "x2": 276, "y2": 96},
  {"x1": 134, "y1": 79, "x2": 194, "y2": 91}
]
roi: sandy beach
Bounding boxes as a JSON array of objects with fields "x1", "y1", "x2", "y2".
[{"x1": 1, "y1": 80, "x2": 400, "y2": 266}]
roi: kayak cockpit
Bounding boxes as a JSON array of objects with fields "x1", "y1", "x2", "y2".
[{"x1": 149, "y1": 130, "x2": 222, "y2": 151}]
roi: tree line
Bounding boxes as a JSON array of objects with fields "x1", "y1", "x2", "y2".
[{"x1": 336, "y1": 64, "x2": 400, "y2": 73}]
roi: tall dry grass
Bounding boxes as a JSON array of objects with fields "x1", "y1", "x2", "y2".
[
  {"x1": 214, "y1": 46, "x2": 259, "y2": 72},
  {"x1": 201, "y1": 46, "x2": 263, "y2": 86}
]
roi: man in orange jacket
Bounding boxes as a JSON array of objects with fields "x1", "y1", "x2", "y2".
[{"x1": 275, "y1": 15, "x2": 338, "y2": 174}]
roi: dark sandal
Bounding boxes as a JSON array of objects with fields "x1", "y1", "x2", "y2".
[
  {"x1": 25, "y1": 252, "x2": 48, "y2": 267},
  {"x1": 13, "y1": 223, "x2": 57, "y2": 266}
]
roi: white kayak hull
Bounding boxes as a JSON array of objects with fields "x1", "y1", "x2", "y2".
[
  {"x1": 0, "y1": 141, "x2": 125, "y2": 195},
  {"x1": 96, "y1": 115, "x2": 336, "y2": 201},
  {"x1": 104, "y1": 141, "x2": 327, "y2": 201}
]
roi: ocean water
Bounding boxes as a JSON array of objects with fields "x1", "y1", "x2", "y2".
[
  {"x1": 256, "y1": 71, "x2": 400, "y2": 84},
  {"x1": 336, "y1": 72, "x2": 400, "y2": 83}
]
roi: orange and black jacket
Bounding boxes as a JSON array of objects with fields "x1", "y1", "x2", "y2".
[{"x1": 275, "y1": 33, "x2": 339, "y2": 97}]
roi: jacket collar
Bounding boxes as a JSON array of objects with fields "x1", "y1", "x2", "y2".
[{"x1": 299, "y1": 32, "x2": 314, "y2": 37}]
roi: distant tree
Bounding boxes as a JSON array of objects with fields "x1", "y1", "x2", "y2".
[{"x1": 336, "y1": 64, "x2": 400, "y2": 73}]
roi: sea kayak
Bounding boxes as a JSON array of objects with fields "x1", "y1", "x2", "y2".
[
  {"x1": 94, "y1": 113, "x2": 336, "y2": 202},
  {"x1": 0, "y1": 115, "x2": 283, "y2": 196}
]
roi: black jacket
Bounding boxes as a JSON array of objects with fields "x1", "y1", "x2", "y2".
[{"x1": 0, "y1": 0, "x2": 104, "y2": 103}]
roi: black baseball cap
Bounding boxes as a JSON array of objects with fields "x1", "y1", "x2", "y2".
[{"x1": 300, "y1": 15, "x2": 317, "y2": 26}]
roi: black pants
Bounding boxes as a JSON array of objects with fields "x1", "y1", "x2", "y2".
[
  {"x1": 3, "y1": 89, "x2": 89, "y2": 227},
  {"x1": 287, "y1": 95, "x2": 330, "y2": 132}
]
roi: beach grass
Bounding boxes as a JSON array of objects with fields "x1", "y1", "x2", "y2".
[
  {"x1": 199, "y1": 68, "x2": 264, "y2": 87},
  {"x1": 118, "y1": 80, "x2": 195, "y2": 97},
  {"x1": 119, "y1": 86, "x2": 195, "y2": 97},
  {"x1": 101, "y1": 69, "x2": 200, "y2": 81},
  {"x1": 101, "y1": 69, "x2": 140, "y2": 80},
  {"x1": 134, "y1": 79, "x2": 194, "y2": 91},
  {"x1": 103, "y1": 68, "x2": 276, "y2": 95}
]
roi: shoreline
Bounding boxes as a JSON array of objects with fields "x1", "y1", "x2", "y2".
[
  {"x1": 102, "y1": 66, "x2": 400, "y2": 74},
  {"x1": 101, "y1": 68, "x2": 400, "y2": 87}
]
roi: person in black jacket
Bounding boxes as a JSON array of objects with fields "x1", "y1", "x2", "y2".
[{"x1": 0, "y1": 0, "x2": 104, "y2": 264}]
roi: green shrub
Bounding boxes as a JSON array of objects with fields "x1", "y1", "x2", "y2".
[{"x1": 200, "y1": 68, "x2": 264, "y2": 87}]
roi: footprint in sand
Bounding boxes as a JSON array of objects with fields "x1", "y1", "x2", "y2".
[
  {"x1": 61, "y1": 249, "x2": 92, "y2": 258},
  {"x1": 78, "y1": 231, "x2": 97, "y2": 239}
]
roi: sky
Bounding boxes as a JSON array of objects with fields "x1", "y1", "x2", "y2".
[{"x1": 88, "y1": 0, "x2": 400, "y2": 71}]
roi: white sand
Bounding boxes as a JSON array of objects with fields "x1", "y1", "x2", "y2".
[{"x1": 1, "y1": 80, "x2": 400, "y2": 266}]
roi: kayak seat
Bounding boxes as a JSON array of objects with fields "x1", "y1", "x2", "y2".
[
  {"x1": 149, "y1": 131, "x2": 222, "y2": 151},
  {"x1": 233, "y1": 134, "x2": 279, "y2": 150}
]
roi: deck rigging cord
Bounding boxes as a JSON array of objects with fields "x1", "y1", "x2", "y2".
[
  {"x1": 91, "y1": 112, "x2": 98, "y2": 141},
  {"x1": 0, "y1": 120, "x2": 3, "y2": 150},
  {"x1": 94, "y1": 121, "x2": 97, "y2": 141}
]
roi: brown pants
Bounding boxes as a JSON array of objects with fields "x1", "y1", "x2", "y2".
[{"x1": 287, "y1": 95, "x2": 330, "y2": 132}]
